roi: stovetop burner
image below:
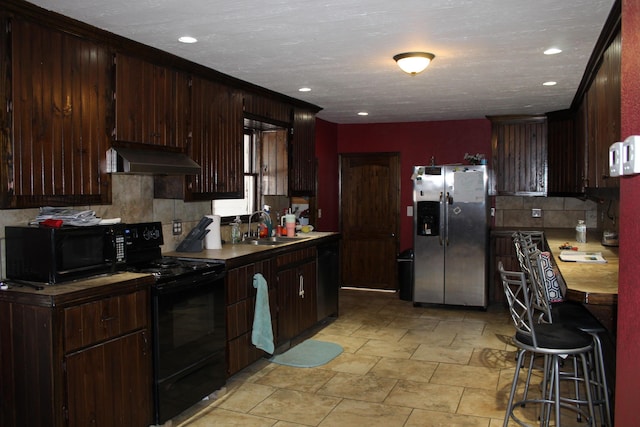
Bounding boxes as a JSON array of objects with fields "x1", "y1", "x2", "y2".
[{"x1": 128, "y1": 257, "x2": 225, "y2": 282}]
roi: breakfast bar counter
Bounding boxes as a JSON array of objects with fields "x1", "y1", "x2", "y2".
[{"x1": 544, "y1": 228, "x2": 619, "y2": 336}]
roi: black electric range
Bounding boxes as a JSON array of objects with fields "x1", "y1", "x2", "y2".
[{"x1": 123, "y1": 222, "x2": 227, "y2": 424}]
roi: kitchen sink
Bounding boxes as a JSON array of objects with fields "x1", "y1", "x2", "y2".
[{"x1": 242, "y1": 236, "x2": 308, "y2": 246}]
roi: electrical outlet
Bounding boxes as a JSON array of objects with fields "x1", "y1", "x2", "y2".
[
  {"x1": 172, "y1": 219, "x2": 183, "y2": 235},
  {"x1": 531, "y1": 208, "x2": 542, "y2": 218}
]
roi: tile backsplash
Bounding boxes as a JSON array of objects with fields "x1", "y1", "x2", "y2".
[
  {"x1": 0, "y1": 174, "x2": 211, "y2": 278},
  {"x1": 493, "y1": 196, "x2": 598, "y2": 229}
]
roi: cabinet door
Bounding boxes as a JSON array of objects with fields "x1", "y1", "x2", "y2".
[
  {"x1": 115, "y1": 54, "x2": 190, "y2": 148},
  {"x1": 547, "y1": 110, "x2": 584, "y2": 195},
  {"x1": 226, "y1": 259, "x2": 274, "y2": 376},
  {"x1": 490, "y1": 115, "x2": 547, "y2": 196},
  {"x1": 65, "y1": 330, "x2": 152, "y2": 427},
  {"x1": 276, "y1": 258, "x2": 317, "y2": 342},
  {"x1": 7, "y1": 18, "x2": 112, "y2": 208},
  {"x1": 189, "y1": 76, "x2": 243, "y2": 199},
  {"x1": 289, "y1": 108, "x2": 317, "y2": 196},
  {"x1": 583, "y1": 32, "x2": 621, "y2": 189},
  {"x1": 262, "y1": 129, "x2": 288, "y2": 195}
]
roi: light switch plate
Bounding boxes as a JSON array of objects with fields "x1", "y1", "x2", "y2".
[
  {"x1": 407, "y1": 205, "x2": 413, "y2": 216},
  {"x1": 609, "y1": 141, "x2": 624, "y2": 177},
  {"x1": 622, "y1": 135, "x2": 640, "y2": 175}
]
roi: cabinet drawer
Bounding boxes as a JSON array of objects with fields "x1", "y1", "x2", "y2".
[
  {"x1": 64, "y1": 290, "x2": 149, "y2": 352},
  {"x1": 276, "y1": 247, "x2": 316, "y2": 269}
]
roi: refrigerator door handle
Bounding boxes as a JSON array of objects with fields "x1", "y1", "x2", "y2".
[
  {"x1": 444, "y1": 192, "x2": 450, "y2": 246},
  {"x1": 438, "y1": 192, "x2": 444, "y2": 246}
]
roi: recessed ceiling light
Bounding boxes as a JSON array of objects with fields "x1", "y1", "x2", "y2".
[
  {"x1": 178, "y1": 36, "x2": 198, "y2": 44},
  {"x1": 544, "y1": 48, "x2": 562, "y2": 55},
  {"x1": 298, "y1": 87, "x2": 311, "y2": 92},
  {"x1": 357, "y1": 112, "x2": 369, "y2": 116},
  {"x1": 543, "y1": 81, "x2": 557, "y2": 86}
]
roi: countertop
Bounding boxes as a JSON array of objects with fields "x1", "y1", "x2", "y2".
[
  {"x1": 164, "y1": 231, "x2": 340, "y2": 266},
  {"x1": 543, "y1": 228, "x2": 618, "y2": 305}
]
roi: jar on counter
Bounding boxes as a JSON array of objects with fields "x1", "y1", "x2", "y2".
[{"x1": 576, "y1": 220, "x2": 587, "y2": 243}]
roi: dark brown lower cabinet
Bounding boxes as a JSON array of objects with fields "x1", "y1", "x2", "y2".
[
  {"x1": 0, "y1": 277, "x2": 153, "y2": 427},
  {"x1": 226, "y1": 259, "x2": 275, "y2": 376},
  {"x1": 276, "y1": 247, "x2": 317, "y2": 342}
]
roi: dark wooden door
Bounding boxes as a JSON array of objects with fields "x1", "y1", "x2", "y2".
[{"x1": 340, "y1": 153, "x2": 400, "y2": 290}]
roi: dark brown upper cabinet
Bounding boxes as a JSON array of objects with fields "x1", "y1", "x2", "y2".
[
  {"x1": 189, "y1": 76, "x2": 244, "y2": 199},
  {"x1": 546, "y1": 109, "x2": 584, "y2": 196},
  {"x1": 489, "y1": 115, "x2": 548, "y2": 196},
  {"x1": 115, "y1": 54, "x2": 190, "y2": 149},
  {"x1": 581, "y1": 31, "x2": 621, "y2": 190},
  {"x1": 2, "y1": 17, "x2": 113, "y2": 209},
  {"x1": 243, "y1": 92, "x2": 292, "y2": 125},
  {"x1": 290, "y1": 108, "x2": 317, "y2": 196}
]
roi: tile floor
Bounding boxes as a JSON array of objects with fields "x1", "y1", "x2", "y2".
[{"x1": 174, "y1": 289, "x2": 597, "y2": 426}]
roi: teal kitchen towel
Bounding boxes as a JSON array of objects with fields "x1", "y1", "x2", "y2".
[{"x1": 251, "y1": 273, "x2": 274, "y2": 354}]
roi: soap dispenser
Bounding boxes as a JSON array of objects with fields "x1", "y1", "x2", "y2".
[{"x1": 263, "y1": 205, "x2": 273, "y2": 237}]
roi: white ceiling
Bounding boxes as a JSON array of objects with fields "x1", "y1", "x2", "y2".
[{"x1": 26, "y1": 0, "x2": 615, "y2": 124}]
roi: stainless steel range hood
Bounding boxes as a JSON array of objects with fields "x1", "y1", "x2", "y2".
[{"x1": 107, "y1": 147, "x2": 201, "y2": 175}]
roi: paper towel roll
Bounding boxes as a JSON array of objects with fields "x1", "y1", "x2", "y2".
[{"x1": 205, "y1": 215, "x2": 222, "y2": 249}]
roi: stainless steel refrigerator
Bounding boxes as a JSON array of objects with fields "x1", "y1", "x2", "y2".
[{"x1": 413, "y1": 165, "x2": 488, "y2": 308}]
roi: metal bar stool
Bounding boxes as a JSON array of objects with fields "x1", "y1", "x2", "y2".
[
  {"x1": 526, "y1": 247, "x2": 612, "y2": 427},
  {"x1": 499, "y1": 262, "x2": 596, "y2": 427}
]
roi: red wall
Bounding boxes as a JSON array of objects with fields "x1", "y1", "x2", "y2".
[
  {"x1": 315, "y1": 119, "x2": 492, "y2": 251},
  {"x1": 615, "y1": 1, "x2": 640, "y2": 424},
  {"x1": 314, "y1": 119, "x2": 340, "y2": 232}
]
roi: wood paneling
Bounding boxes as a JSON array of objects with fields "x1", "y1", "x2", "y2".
[
  {"x1": 7, "y1": 18, "x2": 112, "y2": 208},
  {"x1": 243, "y1": 93, "x2": 292, "y2": 124},
  {"x1": 290, "y1": 108, "x2": 317, "y2": 196},
  {"x1": 261, "y1": 129, "x2": 288, "y2": 196},
  {"x1": 547, "y1": 109, "x2": 583, "y2": 195},
  {"x1": 583, "y1": 31, "x2": 621, "y2": 189},
  {"x1": 190, "y1": 76, "x2": 243, "y2": 199},
  {"x1": 115, "y1": 53, "x2": 190, "y2": 148},
  {"x1": 490, "y1": 115, "x2": 547, "y2": 195}
]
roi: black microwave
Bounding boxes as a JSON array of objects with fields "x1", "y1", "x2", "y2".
[{"x1": 5, "y1": 224, "x2": 127, "y2": 284}]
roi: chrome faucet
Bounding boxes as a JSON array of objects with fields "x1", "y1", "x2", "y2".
[{"x1": 247, "y1": 210, "x2": 272, "y2": 239}]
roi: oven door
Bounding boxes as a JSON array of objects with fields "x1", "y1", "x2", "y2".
[{"x1": 151, "y1": 270, "x2": 226, "y2": 424}]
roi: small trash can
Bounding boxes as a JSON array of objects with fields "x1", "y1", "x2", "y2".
[{"x1": 397, "y1": 249, "x2": 414, "y2": 301}]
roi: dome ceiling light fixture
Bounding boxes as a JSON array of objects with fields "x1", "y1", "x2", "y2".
[{"x1": 393, "y1": 52, "x2": 435, "y2": 75}]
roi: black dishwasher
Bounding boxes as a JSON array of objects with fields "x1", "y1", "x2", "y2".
[{"x1": 317, "y1": 240, "x2": 340, "y2": 320}]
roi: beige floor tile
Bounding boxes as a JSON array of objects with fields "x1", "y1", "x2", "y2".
[
  {"x1": 430, "y1": 363, "x2": 500, "y2": 391},
  {"x1": 249, "y1": 389, "x2": 341, "y2": 425},
  {"x1": 398, "y1": 328, "x2": 456, "y2": 346},
  {"x1": 356, "y1": 338, "x2": 418, "y2": 359},
  {"x1": 310, "y1": 332, "x2": 368, "y2": 353},
  {"x1": 351, "y1": 324, "x2": 409, "y2": 341},
  {"x1": 419, "y1": 307, "x2": 467, "y2": 321},
  {"x1": 317, "y1": 372, "x2": 398, "y2": 402},
  {"x1": 468, "y1": 347, "x2": 517, "y2": 369},
  {"x1": 457, "y1": 387, "x2": 511, "y2": 419},
  {"x1": 180, "y1": 407, "x2": 277, "y2": 426},
  {"x1": 369, "y1": 357, "x2": 438, "y2": 382},
  {"x1": 433, "y1": 320, "x2": 487, "y2": 336},
  {"x1": 319, "y1": 351, "x2": 380, "y2": 375},
  {"x1": 384, "y1": 379, "x2": 464, "y2": 412},
  {"x1": 451, "y1": 331, "x2": 511, "y2": 350},
  {"x1": 411, "y1": 343, "x2": 474, "y2": 364},
  {"x1": 253, "y1": 365, "x2": 336, "y2": 393},
  {"x1": 217, "y1": 382, "x2": 277, "y2": 413},
  {"x1": 318, "y1": 399, "x2": 411, "y2": 427},
  {"x1": 387, "y1": 316, "x2": 439, "y2": 330},
  {"x1": 405, "y1": 409, "x2": 491, "y2": 427}
]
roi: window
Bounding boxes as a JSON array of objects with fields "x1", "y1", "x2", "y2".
[{"x1": 212, "y1": 130, "x2": 258, "y2": 217}]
